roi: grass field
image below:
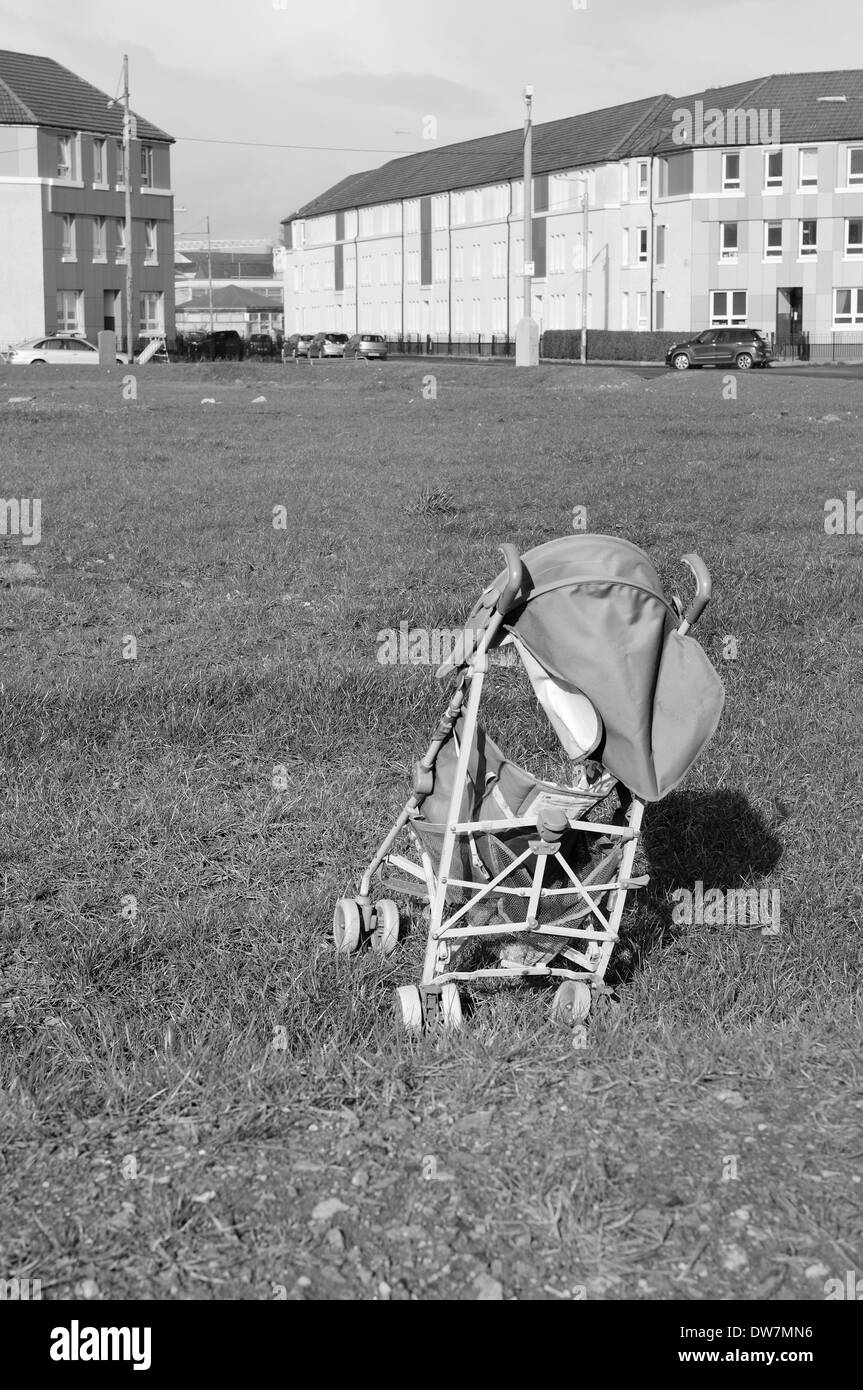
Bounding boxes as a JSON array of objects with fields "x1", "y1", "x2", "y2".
[{"x1": 0, "y1": 359, "x2": 861, "y2": 1302}]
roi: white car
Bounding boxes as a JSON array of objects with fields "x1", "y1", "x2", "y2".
[{"x1": 2, "y1": 334, "x2": 129, "y2": 365}]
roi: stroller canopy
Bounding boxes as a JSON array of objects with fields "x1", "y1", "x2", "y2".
[{"x1": 462, "y1": 534, "x2": 725, "y2": 801}]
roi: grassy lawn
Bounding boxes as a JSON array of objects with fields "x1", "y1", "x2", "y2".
[{"x1": 0, "y1": 359, "x2": 860, "y2": 1302}]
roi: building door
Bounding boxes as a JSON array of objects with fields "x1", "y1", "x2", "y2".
[
  {"x1": 776, "y1": 287, "x2": 803, "y2": 344},
  {"x1": 104, "y1": 290, "x2": 120, "y2": 333}
]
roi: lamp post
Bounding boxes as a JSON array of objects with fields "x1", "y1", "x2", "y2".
[
  {"x1": 206, "y1": 214, "x2": 214, "y2": 356},
  {"x1": 515, "y1": 85, "x2": 539, "y2": 368}
]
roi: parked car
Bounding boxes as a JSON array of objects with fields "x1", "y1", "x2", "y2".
[
  {"x1": 284, "y1": 333, "x2": 313, "y2": 359},
  {"x1": 248, "y1": 333, "x2": 279, "y2": 358},
  {"x1": 195, "y1": 329, "x2": 244, "y2": 360},
  {"x1": 665, "y1": 328, "x2": 773, "y2": 370},
  {"x1": 2, "y1": 333, "x2": 129, "y2": 365},
  {"x1": 308, "y1": 332, "x2": 349, "y2": 358},
  {"x1": 347, "y1": 333, "x2": 388, "y2": 360}
]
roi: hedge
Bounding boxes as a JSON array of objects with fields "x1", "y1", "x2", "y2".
[{"x1": 540, "y1": 329, "x2": 689, "y2": 362}]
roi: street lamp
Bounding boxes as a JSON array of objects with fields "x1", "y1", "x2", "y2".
[{"x1": 515, "y1": 85, "x2": 539, "y2": 368}]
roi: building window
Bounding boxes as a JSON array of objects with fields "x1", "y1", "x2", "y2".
[
  {"x1": 139, "y1": 291, "x2": 164, "y2": 334},
  {"x1": 798, "y1": 148, "x2": 818, "y2": 189},
  {"x1": 848, "y1": 148, "x2": 863, "y2": 186},
  {"x1": 453, "y1": 299, "x2": 464, "y2": 333},
  {"x1": 115, "y1": 219, "x2": 126, "y2": 262},
  {"x1": 92, "y1": 216, "x2": 107, "y2": 261},
  {"x1": 471, "y1": 190, "x2": 483, "y2": 222},
  {"x1": 636, "y1": 161, "x2": 649, "y2": 199},
  {"x1": 636, "y1": 291, "x2": 648, "y2": 329},
  {"x1": 393, "y1": 250, "x2": 402, "y2": 284},
  {"x1": 406, "y1": 251, "x2": 419, "y2": 284},
  {"x1": 710, "y1": 290, "x2": 747, "y2": 326},
  {"x1": 846, "y1": 219, "x2": 863, "y2": 256},
  {"x1": 799, "y1": 219, "x2": 817, "y2": 258},
  {"x1": 637, "y1": 228, "x2": 648, "y2": 263},
  {"x1": 833, "y1": 287, "x2": 863, "y2": 325},
  {"x1": 452, "y1": 193, "x2": 466, "y2": 225},
  {"x1": 492, "y1": 242, "x2": 505, "y2": 278},
  {"x1": 56, "y1": 290, "x2": 81, "y2": 332},
  {"x1": 549, "y1": 232, "x2": 566, "y2": 274},
  {"x1": 60, "y1": 214, "x2": 76, "y2": 260},
  {"x1": 405, "y1": 201, "x2": 419, "y2": 234},
  {"x1": 140, "y1": 144, "x2": 154, "y2": 188},
  {"x1": 471, "y1": 298, "x2": 481, "y2": 333},
  {"x1": 764, "y1": 150, "x2": 782, "y2": 189},
  {"x1": 93, "y1": 138, "x2": 106, "y2": 185},
  {"x1": 655, "y1": 224, "x2": 666, "y2": 266},
  {"x1": 720, "y1": 222, "x2": 738, "y2": 261},
  {"x1": 432, "y1": 195, "x2": 448, "y2": 230},
  {"x1": 379, "y1": 254, "x2": 388, "y2": 285},
  {"x1": 144, "y1": 220, "x2": 157, "y2": 264},
  {"x1": 57, "y1": 134, "x2": 74, "y2": 179},
  {"x1": 764, "y1": 221, "x2": 783, "y2": 258},
  {"x1": 471, "y1": 244, "x2": 481, "y2": 279},
  {"x1": 621, "y1": 228, "x2": 629, "y2": 266},
  {"x1": 453, "y1": 246, "x2": 464, "y2": 281},
  {"x1": 621, "y1": 163, "x2": 630, "y2": 202},
  {"x1": 722, "y1": 152, "x2": 741, "y2": 190},
  {"x1": 621, "y1": 291, "x2": 629, "y2": 329},
  {"x1": 114, "y1": 139, "x2": 125, "y2": 186},
  {"x1": 433, "y1": 248, "x2": 447, "y2": 282}
]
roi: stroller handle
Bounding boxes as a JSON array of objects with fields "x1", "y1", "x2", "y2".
[
  {"x1": 680, "y1": 553, "x2": 712, "y2": 630},
  {"x1": 497, "y1": 544, "x2": 524, "y2": 614}
]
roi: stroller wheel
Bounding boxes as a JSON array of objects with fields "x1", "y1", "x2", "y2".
[
  {"x1": 333, "y1": 898, "x2": 362, "y2": 954},
  {"x1": 396, "y1": 984, "x2": 423, "y2": 1033},
  {"x1": 371, "y1": 900, "x2": 400, "y2": 955},
  {"x1": 439, "y1": 982, "x2": 463, "y2": 1031},
  {"x1": 550, "y1": 980, "x2": 592, "y2": 1027}
]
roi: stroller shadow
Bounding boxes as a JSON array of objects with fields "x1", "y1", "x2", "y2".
[{"x1": 608, "y1": 788, "x2": 785, "y2": 987}]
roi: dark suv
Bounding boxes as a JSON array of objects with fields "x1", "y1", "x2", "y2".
[
  {"x1": 195, "y1": 329, "x2": 244, "y2": 361},
  {"x1": 665, "y1": 328, "x2": 773, "y2": 370}
]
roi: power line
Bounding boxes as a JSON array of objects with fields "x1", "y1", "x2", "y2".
[{"x1": 175, "y1": 136, "x2": 425, "y2": 155}]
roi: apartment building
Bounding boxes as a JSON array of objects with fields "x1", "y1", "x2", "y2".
[
  {"x1": 0, "y1": 49, "x2": 174, "y2": 349},
  {"x1": 280, "y1": 72, "x2": 863, "y2": 343}
]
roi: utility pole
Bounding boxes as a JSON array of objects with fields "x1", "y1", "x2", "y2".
[
  {"x1": 206, "y1": 214, "x2": 214, "y2": 357},
  {"x1": 121, "y1": 54, "x2": 135, "y2": 362},
  {"x1": 581, "y1": 177, "x2": 588, "y2": 364},
  {"x1": 515, "y1": 85, "x2": 539, "y2": 367}
]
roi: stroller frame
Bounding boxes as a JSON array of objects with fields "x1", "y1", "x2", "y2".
[{"x1": 333, "y1": 542, "x2": 712, "y2": 1034}]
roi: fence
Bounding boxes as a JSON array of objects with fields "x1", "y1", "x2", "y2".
[
  {"x1": 386, "y1": 334, "x2": 514, "y2": 358},
  {"x1": 769, "y1": 332, "x2": 863, "y2": 362}
]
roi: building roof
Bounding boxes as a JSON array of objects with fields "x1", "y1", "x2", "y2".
[
  {"x1": 175, "y1": 250, "x2": 275, "y2": 280},
  {"x1": 287, "y1": 70, "x2": 863, "y2": 220},
  {"x1": 645, "y1": 71, "x2": 863, "y2": 154},
  {"x1": 290, "y1": 93, "x2": 670, "y2": 217},
  {"x1": 175, "y1": 284, "x2": 281, "y2": 312},
  {"x1": 0, "y1": 49, "x2": 172, "y2": 141}
]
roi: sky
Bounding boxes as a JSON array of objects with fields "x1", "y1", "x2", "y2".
[{"x1": 3, "y1": 0, "x2": 863, "y2": 240}]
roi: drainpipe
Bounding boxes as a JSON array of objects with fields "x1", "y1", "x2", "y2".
[
  {"x1": 401, "y1": 201, "x2": 405, "y2": 341},
  {"x1": 448, "y1": 190, "x2": 452, "y2": 347},
  {"x1": 354, "y1": 208, "x2": 359, "y2": 333},
  {"x1": 506, "y1": 181, "x2": 512, "y2": 343},
  {"x1": 648, "y1": 154, "x2": 655, "y2": 331}
]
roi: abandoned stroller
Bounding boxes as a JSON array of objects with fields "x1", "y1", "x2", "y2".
[{"x1": 333, "y1": 534, "x2": 725, "y2": 1035}]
